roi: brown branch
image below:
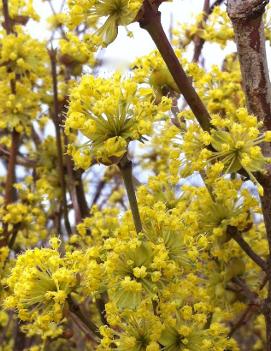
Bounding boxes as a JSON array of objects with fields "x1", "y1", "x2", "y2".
[
  {"x1": 228, "y1": 275, "x2": 265, "y2": 338},
  {"x1": 68, "y1": 295, "x2": 101, "y2": 339},
  {"x1": 2, "y1": 0, "x2": 13, "y2": 34},
  {"x1": 139, "y1": 0, "x2": 211, "y2": 132},
  {"x1": 0, "y1": 312, "x2": 12, "y2": 345},
  {"x1": 4, "y1": 131, "x2": 20, "y2": 206},
  {"x1": 49, "y1": 48, "x2": 72, "y2": 235},
  {"x1": 65, "y1": 152, "x2": 83, "y2": 225},
  {"x1": 179, "y1": 0, "x2": 226, "y2": 112},
  {"x1": 14, "y1": 320, "x2": 27, "y2": 351},
  {"x1": 64, "y1": 149, "x2": 89, "y2": 224},
  {"x1": 227, "y1": 0, "x2": 271, "y2": 131},
  {"x1": 232, "y1": 277, "x2": 260, "y2": 302},
  {"x1": 96, "y1": 295, "x2": 108, "y2": 326},
  {"x1": 90, "y1": 178, "x2": 106, "y2": 208},
  {"x1": 118, "y1": 156, "x2": 143, "y2": 234},
  {"x1": 228, "y1": 304, "x2": 259, "y2": 338},
  {"x1": 179, "y1": 0, "x2": 224, "y2": 64},
  {"x1": 61, "y1": 62, "x2": 89, "y2": 223},
  {"x1": 1, "y1": 0, "x2": 20, "y2": 248},
  {"x1": 192, "y1": 0, "x2": 226, "y2": 63},
  {"x1": 73, "y1": 169, "x2": 90, "y2": 219},
  {"x1": 31, "y1": 126, "x2": 41, "y2": 146},
  {"x1": 227, "y1": 1, "x2": 271, "y2": 349},
  {"x1": 209, "y1": 0, "x2": 225, "y2": 15},
  {"x1": 2, "y1": 0, "x2": 17, "y2": 206},
  {"x1": 260, "y1": 183, "x2": 271, "y2": 351},
  {"x1": 228, "y1": 226, "x2": 267, "y2": 272},
  {"x1": 192, "y1": 0, "x2": 210, "y2": 63},
  {"x1": 0, "y1": 146, "x2": 36, "y2": 168},
  {"x1": 63, "y1": 133, "x2": 87, "y2": 225}
]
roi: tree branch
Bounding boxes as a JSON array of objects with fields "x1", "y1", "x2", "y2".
[
  {"x1": 4, "y1": 131, "x2": 20, "y2": 206},
  {"x1": 227, "y1": 2, "x2": 271, "y2": 348},
  {"x1": 1, "y1": 0, "x2": 20, "y2": 248},
  {"x1": 228, "y1": 304, "x2": 259, "y2": 338},
  {"x1": 90, "y1": 178, "x2": 106, "y2": 208},
  {"x1": 118, "y1": 156, "x2": 143, "y2": 234},
  {"x1": 192, "y1": 0, "x2": 210, "y2": 63},
  {"x1": 228, "y1": 226, "x2": 267, "y2": 272},
  {"x1": 209, "y1": 0, "x2": 225, "y2": 15},
  {"x1": 228, "y1": 274, "x2": 267, "y2": 338},
  {"x1": 68, "y1": 295, "x2": 101, "y2": 339},
  {"x1": 49, "y1": 48, "x2": 72, "y2": 235},
  {"x1": 2, "y1": 0, "x2": 13, "y2": 34},
  {"x1": 192, "y1": 0, "x2": 226, "y2": 63},
  {"x1": 139, "y1": 0, "x2": 211, "y2": 132},
  {"x1": 227, "y1": 0, "x2": 271, "y2": 132}
]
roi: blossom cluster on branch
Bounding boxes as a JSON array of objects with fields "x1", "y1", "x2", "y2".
[{"x1": 1, "y1": 0, "x2": 271, "y2": 350}]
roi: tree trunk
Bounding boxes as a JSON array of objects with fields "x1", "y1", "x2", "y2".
[{"x1": 227, "y1": 1, "x2": 271, "y2": 349}]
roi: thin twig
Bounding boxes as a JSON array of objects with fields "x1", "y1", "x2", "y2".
[
  {"x1": 65, "y1": 153, "x2": 83, "y2": 225},
  {"x1": 228, "y1": 275, "x2": 268, "y2": 338},
  {"x1": 232, "y1": 277, "x2": 260, "y2": 302},
  {"x1": 68, "y1": 295, "x2": 101, "y2": 339},
  {"x1": 46, "y1": 0, "x2": 66, "y2": 39},
  {"x1": 2, "y1": 0, "x2": 13, "y2": 34},
  {"x1": 192, "y1": 0, "x2": 210, "y2": 63},
  {"x1": 96, "y1": 295, "x2": 108, "y2": 326},
  {"x1": 139, "y1": 0, "x2": 211, "y2": 132},
  {"x1": 118, "y1": 156, "x2": 143, "y2": 233},
  {"x1": 228, "y1": 304, "x2": 259, "y2": 338},
  {"x1": 73, "y1": 169, "x2": 90, "y2": 218},
  {"x1": 209, "y1": 0, "x2": 225, "y2": 14},
  {"x1": 2, "y1": 0, "x2": 18, "y2": 207},
  {"x1": 228, "y1": 226, "x2": 267, "y2": 272},
  {"x1": 90, "y1": 179, "x2": 106, "y2": 208},
  {"x1": 49, "y1": 48, "x2": 72, "y2": 235},
  {"x1": 0, "y1": 147, "x2": 36, "y2": 167},
  {"x1": 4, "y1": 131, "x2": 20, "y2": 206}
]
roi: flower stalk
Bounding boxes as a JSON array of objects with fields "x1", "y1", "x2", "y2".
[
  {"x1": 68, "y1": 295, "x2": 101, "y2": 339},
  {"x1": 49, "y1": 48, "x2": 72, "y2": 236},
  {"x1": 118, "y1": 156, "x2": 143, "y2": 234}
]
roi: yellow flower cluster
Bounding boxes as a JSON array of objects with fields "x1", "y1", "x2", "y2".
[
  {"x1": 65, "y1": 72, "x2": 171, "y2": 167},
  {"x1": 174, "y1": 6, "x2": 234, "y2": 49},
  {"x1": 186, "y1": 178, "x2": 259, "y2": 243},
  {"x1": 47, "y1": 13, "x2": 67, "y2": 30},
  {"x1": 0, "y1": 26, "x2": 47, "y2": 134},
  {"x1": 67, "y1": 0, "x2": 143, "y2": 46},
  {"x1": 4, "y1": 169, "x2": 264, "y2": 349},
  {"x1": 59, "y1": 32, "x2": 95, "y2": 72},
  {"x1": 191, "y1": 55, "x2": 244, "y2": 115},
  {"x1": 1, "y1": 1, "x2": 271, "y2": 350},
  {"x1": 4, "y1": 239, "x2": 78, "y2": 336},
  {"x1": 0, "y1": 30, "x2": 47, "y2": 80},
  {"x1": 180, "y1": 108, "x2": 271, "y2": 193},
  {"x1": 0, "y1": 0, "x2": 39, "y2": 21},
  {"x1": 0, "y1": 178, "x2": 47, "y2": 247},
  {"x1": 0, "y1": 79, "x2": 40, "y2": 133}
]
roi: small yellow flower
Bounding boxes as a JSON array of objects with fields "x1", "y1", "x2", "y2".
[{"x1": 68, "y1": 0, "x2": 143, "y2": 46}]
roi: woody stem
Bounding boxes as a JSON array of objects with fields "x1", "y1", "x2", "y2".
[
  {"x1": 118, "y1": 157, "x2": 143, "y2": 234},
  {"x1": 139, "y1": 0, "x2": 211, "y2": 132}
]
